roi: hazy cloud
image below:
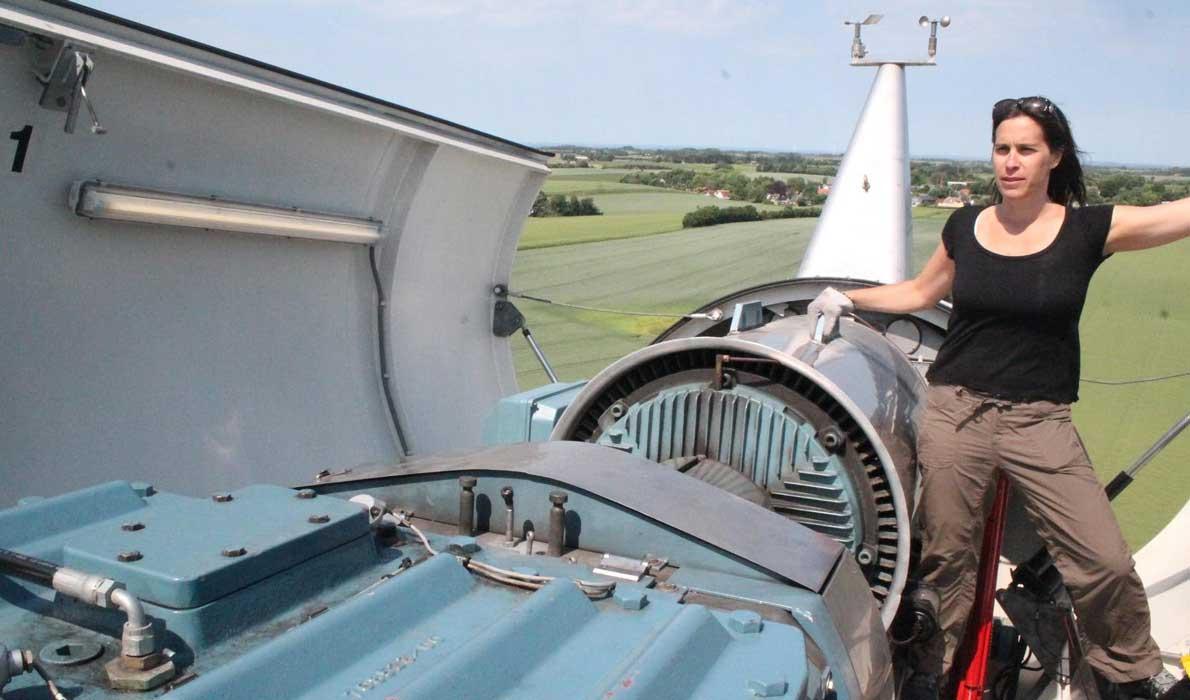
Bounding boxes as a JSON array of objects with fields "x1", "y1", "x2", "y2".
[{"x1": 287, "y1": 0, "x2": 780, "y2": 35}]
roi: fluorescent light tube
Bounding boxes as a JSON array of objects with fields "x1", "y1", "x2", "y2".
[{"x1": 69, "y1": 180, "x2": 381, "y2": 244}]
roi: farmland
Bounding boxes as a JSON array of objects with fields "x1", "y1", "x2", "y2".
[{"x1": 508, "y1": 165, "x2": 1189, "y2": 548}]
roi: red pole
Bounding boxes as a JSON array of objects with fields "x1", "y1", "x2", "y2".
[{"x1": 954, "y1": 475, "x2": 1012, "y2": 700}]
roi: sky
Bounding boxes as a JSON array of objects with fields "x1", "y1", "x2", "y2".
[{"x1": 78, "y1": 0, "x2": 1190, "y2": 167}]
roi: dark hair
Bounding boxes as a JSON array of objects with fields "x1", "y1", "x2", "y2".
[{"x1": 991, "y1": 96, "x2": 1086, "y2": 206}]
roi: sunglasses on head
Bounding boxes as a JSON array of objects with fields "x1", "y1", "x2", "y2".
[{"x1": 994, "y1": 96, "x2": 1056, "y2": 119}]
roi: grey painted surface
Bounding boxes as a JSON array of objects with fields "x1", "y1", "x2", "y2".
[{"x1": 0, "y1": 2, "x2": 548, "y2": 503}]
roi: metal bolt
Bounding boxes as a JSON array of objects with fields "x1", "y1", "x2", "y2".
[
  {"x1": 820, "y1": 427, "x2": 845, "y2": 454},
  {"x1": 117, "y1": 551, "x2": 142, "y2": 562},
  {"x1": 121, "y1": 522, "x2": 145, "y2": 532},
  {"x1": 525, "y1": 529, "x2": 535, "y2": 555},
  {"x1": 295, "y1": 489, "x2": 317, "y2": 499},
  {"x1": 548, "y1": 491, "x2": 567, "y2": 557},
  {"x1": 308, "y1": 514, "x2": 330, "y2": 524},
  {"x1": 501, "y1": 486, "x2": 515, "y2": 544},
  {"x1": 458, "y1": 476, "x2": 476, "y2": 536},
  {"x1": 211, "y1": 493, "x2": 233, "y2": 503},
  {"x1": 221, "y1": 547, "x2": 247, "y2": 558}
]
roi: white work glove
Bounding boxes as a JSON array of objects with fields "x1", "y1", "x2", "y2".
[{"x1": 806, "y1": 287, "x2": 854, "y2": 338}]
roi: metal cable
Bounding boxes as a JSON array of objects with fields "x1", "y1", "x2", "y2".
[
  {"x1": 368, "y1": 245, "x2": 411, "y2": 455},
  {"x1": 843, "y1": 314, "x2": 1190, "y2": 387},
  {"x1": 397, "y1": 516, "x2": 613, "y2": 599},
  {"x1": 1079, "y1": 370, "x2": 1190, "y2": 386},
  {"x1": 508, "y1": 291, "x2": 722, "y2": 320}
]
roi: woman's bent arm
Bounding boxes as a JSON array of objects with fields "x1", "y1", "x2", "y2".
[
  {"x1": 845, "y1": 242, "x2": 955, "y2": 313},
  {"x1": 1106, "y1": 197, "x2": 1190, "y2": 254}
]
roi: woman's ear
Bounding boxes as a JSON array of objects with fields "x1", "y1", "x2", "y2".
[{"x1": 1050, "y1": 150, "x2": 1063, "y2": 171}]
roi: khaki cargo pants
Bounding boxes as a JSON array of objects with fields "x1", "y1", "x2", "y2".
[{"x1": 915, "y1": 384, "x2": 1163, "y2": 683}]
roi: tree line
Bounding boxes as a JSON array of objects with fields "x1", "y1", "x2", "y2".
[
  {"x1": 530, "y1": 192, "x2": 602, "y2": 217},
  {"x1": 682, "y1": 205, "x2": 823, "y2": 228},
  {"x1": 621, "y1": 169, "x2": 828, "y2": 206}
]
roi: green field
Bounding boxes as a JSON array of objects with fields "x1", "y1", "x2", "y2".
[
  {"x1": 508, "y1": 182, "x2": 1188, "y2": 549},
  {"x1": 521, "y1": 173, "x2": 789, "y2": 249}
]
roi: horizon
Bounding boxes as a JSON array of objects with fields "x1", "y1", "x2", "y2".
[
  {"x1": 531, "y1": 143, "x2": 1186, "y2": 171},
  {"x1": 79, "y1": 1, "x2": 1190, "y2": 168}
]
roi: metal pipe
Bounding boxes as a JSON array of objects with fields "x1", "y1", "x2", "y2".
[
  {"x1": 548, "y1": 491, "x2": 568, "y2": 557},
  {"x1": 110, "y1": 588, "x2": 147, "y2": 630},
  {"x1": 0, "y1": 557, "x2": 161, "y2": 661},
  {"x1": 458, "y1": 476, "x2": 476, "y2": 536},
  {"x1": 1104, "y1": 412, "x2": 1189, "y2": 500},
  {"x1": 522, "y1": 327, "x2": 559, "y2": 383}
]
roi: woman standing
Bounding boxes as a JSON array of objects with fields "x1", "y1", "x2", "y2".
[{"x1": 808, "y1": 97, "x2": 1189, "y2": 700}]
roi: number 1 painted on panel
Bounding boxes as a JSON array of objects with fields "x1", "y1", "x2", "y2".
[{"x1": 9, "y1": 125, "x2": 32, "y2": 173}]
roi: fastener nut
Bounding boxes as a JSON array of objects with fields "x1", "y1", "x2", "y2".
[
  {"x1": 211, "y1": 493, "x2": 233, "y2": 503},
  {"x1": 105, "y1": 655, "x2": 176, "y2": 691},
  {"x1": 221, "y1": 547, "x2": 247, "y2": 558},
  {"x1": 746, "y1": 678, "x2": 788, "y2": 697},
  {"x1": 117, "y1": 551, "x2": 142, "y2": 562},
  {"x1": 295, "y1": 489, "x2": 317, "y2": 499},
  {"x1": 121, "y1": 621, "x2": 157, "y2": 658},
  {"x1": 459, "y1": 476, "x2": 477, "y2": 489},
  {"x1": 121, "y1": 522, "x2": 145, "y2": 532},
  {"x1": 613, "y1": 588, "x2": 648, "y2": 610},
  {"x1": 549, "y1": 491, "x2": 568, "y2": 506},
  {"x1": 728, "y1": 609, "x2": 763, "y2": 634},
  {"x1": 308, "y1": 515, "x2": 330, "y2": 524}
]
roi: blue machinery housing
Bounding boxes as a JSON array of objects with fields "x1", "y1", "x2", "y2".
[{"x1": 1, "y1": 444, "x2": 892, "y2": 699}]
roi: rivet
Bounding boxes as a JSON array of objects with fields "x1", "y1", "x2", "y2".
[
  {"x1": 121, "y1": 522, "x2": 145, "y2": 532},
  {"x1": 117, "y1": 551, "x2": 142, "y2": 562},
  {"x1": 295, "y1": 489, "x2": 317, "y2": 499},
  {"x1": 308, "y1": 514, "x2": 330, "y2": 524},
  {"x1": 212, "y1": 493, "x2": 233, "y2": 503},
  {"x1": 221, "y1": 547, "x2": 247, "y2": 558}
]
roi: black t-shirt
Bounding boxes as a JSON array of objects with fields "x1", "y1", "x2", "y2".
[{"x1": 925, "y1": 204, "x2": 1114, "y2": 403}]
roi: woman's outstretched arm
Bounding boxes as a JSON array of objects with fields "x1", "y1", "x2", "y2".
[
  {"x1": 1105, "y1": 197, "x2": 1190, "y2": 254},
  {"x1": 846, "y1": 242, "x2": 956, "y2": 313}
]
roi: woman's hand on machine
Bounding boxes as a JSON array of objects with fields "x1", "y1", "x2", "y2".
[{"x1": 807, "y1": 287, "x2": 855, "y2": 337}]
